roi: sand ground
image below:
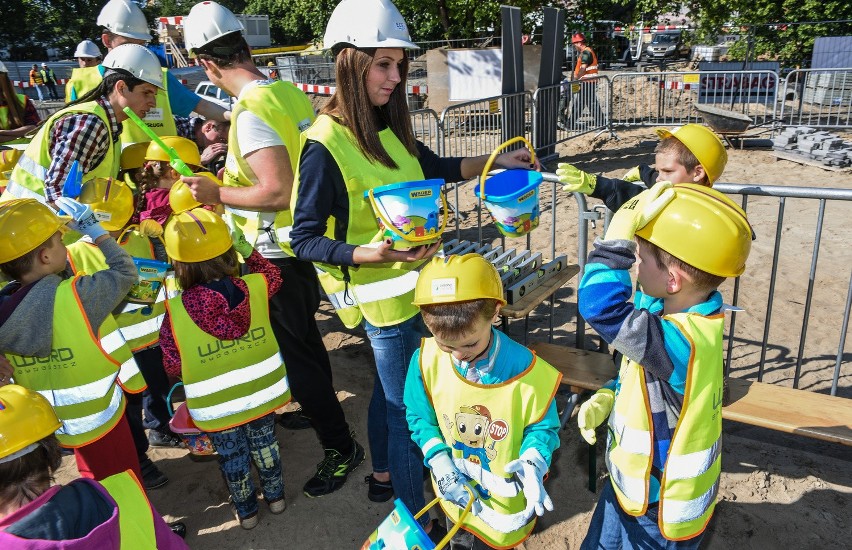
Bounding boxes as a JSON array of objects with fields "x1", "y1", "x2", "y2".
[{"x1": 54, "y1": 128, "x2": 852, "y2": 549}]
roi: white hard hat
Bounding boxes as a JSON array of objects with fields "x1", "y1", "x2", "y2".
[
  {"x1": 102, "y1": 43, "x2": 164, "y2": 89},
  {"x1": 0, "y1": 61, "x2": 7, "y2": 73},
  {"x1": 323, "y1": 0, "x2": 416, "y2": 51},
  {"x1": 74, "y1": 40, "x2": 103, "y2": 59},
  {"x1": 184, "y1": 1, "x2": 245, "y2": 57},
  {"x1": 97, "y1": 0, "x2": 152, "y2": 41}
]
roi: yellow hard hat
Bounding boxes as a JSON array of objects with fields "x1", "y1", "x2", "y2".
[
  {"x1": 169, "y1": 179, "x2": 202, "y2": 214},
  {"x1": 0, "y1": 199, "x2": 71, "y2": 263},
  {"x1": 0, "y1": 385, "x2": 62, "y2": 462},
  {"x1": 413, "y1": 253, "x2": 506, "y2": 306},
  {"x1": 145, "y1": 136, "x2": 202, "y2": 167},
  {"x1": 78, "y1": 177, "x2": 135, "y2": 231},
  {"x1": 164, "y1": 207, "x2": 231, "y2": 263},
  {"x1": 636, "y1": 183, "x2": 753, "y2": 277},
  {"x1": 655, "y1": 124, "x2": 728, "y2": 184},
  {"x1": 120, "y1": 142, "x2": 150, "y2": 171}
]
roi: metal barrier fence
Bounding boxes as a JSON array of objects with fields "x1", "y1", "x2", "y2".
[
  {"x1": 778, "y1": 68, "x2": 852, "y2": 129},
  {"x1": 531, "y1": 78, "x2": 612, "y2": 159},
  {"x1": 438, "y1": 92, "x2": 531, "y2": 158}
]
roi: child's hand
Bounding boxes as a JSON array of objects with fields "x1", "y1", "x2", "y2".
[
  {"x1": 139, "y1": 219, "x2": 164, "y2": 238},
  {"x1": 504, "y1": 449, "x2": 552, "y2": 517},
  {"x1": 229, "y1": 225, "x2": 254, "y2": 258},
  {"x1": 577, "y1": 388, "x2": 615, "y2": 445},
  {"x1": 557, "y1": 162, "x2": 596, "y2": 194},
  {"x1": 603, "y1": 180, "x2": 675, "y2": 242},
  {"x1": 428, "y1": 452, "x2": 480, "y2": 513},
  {"x1": 54, "y1": 197, "x2": 108, "y2": 241}
]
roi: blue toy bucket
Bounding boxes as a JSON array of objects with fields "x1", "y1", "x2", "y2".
[
  {"x1": 474, "y1": 137, "x2": 541, "y2": 238},
  {"x1": 365, "y1": 179, "x2": 447, "y2": 250},
  {"x1": 127, "y1": 257, "x2": 171, "y2": 304},
  {"x1": 361, "y1": 487, "x2": 474, "y2": 550}
]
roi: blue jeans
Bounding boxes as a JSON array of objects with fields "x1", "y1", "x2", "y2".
[
  {"x1": 581, "y1": 480, "x2": 705, "y2": 550},
  {"x1": 363, "y1": 314, "x2": 430, "y2": 526},
  {"x1": 208, "y1": 413, "x2": 284, "y2": 519}
]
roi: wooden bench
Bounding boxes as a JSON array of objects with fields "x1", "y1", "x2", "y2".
[{"x1": 531, "y1": 342, "x2": 852, "y2": 446}]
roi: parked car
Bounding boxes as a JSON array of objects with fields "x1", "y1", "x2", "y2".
[
  {"x1": 642, "y1": 31, "x2": 690, "y2": 60},
  {"x1": 194, "y1": 81, "x2": 233, "y2": 110}
]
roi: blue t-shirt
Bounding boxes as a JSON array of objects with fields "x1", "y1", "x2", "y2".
[{"x1": 165, "y1": 71, "x2": 200, "y2": 117}]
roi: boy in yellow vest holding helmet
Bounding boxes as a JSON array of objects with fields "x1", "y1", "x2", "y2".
[
  {"x1": 576, "y1": 181, "x2": 753, "y2": 547},
  {"x1": 159, "y1": 208, "x2": 290, "y2": 530},
  {"x1": 557, "y1": 123, "x2": 727, "y2": 212},
  {"x1": 0, "y1": 197, "x2": 143, "y2": 482},
  {"x1": 404, "y1": 254, "x2": 562, "y2": 549}
]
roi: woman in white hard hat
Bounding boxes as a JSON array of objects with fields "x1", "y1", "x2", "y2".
[
  {"x1": 289, "y1": 0, "x2": 539, "y2": 539},
  {"x1": 0, "y1": 384, "x2": 189, "y2": 548},
  {"x1": 2, "y1": 43, "x2": 165, "y2": 204}
]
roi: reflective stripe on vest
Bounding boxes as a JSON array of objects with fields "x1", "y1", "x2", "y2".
[
  {"x1": 4, "y1": 101, "x2": 120, "y2": 202},
  {"x1": 99, "y1": 471, "x2": 158, "y2": 548},
  {"x1": 40, "y1": 372, "x2": 116, "y2": 407},
  {"x1": 294, "y1": 114, "x2": 427, "y2": 329},
  {"x1": 606, "y1": 312, "x2": 725, "y2": 540},
  {"x1": 56, "y1": 384, "x2": 124, "y2": 438},
  {"x1": 168, "y1": 273, "x2": 290, "y2": 431},
  {"x1": 223, "y1": 81, "x2": 315, "y2": 257},
  {"x1": 420, "y1": 338, "x2": 562, "y2": 548}
]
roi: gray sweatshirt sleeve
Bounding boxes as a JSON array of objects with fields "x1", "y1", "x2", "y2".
[{"x1": 75, "y1": 239, "x2": 137, "y2": 330}]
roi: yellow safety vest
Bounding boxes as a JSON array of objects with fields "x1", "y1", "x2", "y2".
[
  {"x1": 223, "y1": 80, "x2": 315, "y2": 257},
  {"x1": 420, "y1": 339, "x2": 562, "y2": 548},
  {"x1": 99, "y1": 470, "x2": 158, "y2": 550},
  {"x1": 606, "y1": 311, "x2": 724, "y2": 541},
  {"x1": 66, "y1": 238, "x2": 165, "y2": 356},
  {"x1": 0, "y1": 94, "x2": 27, "y2": 130},
  {"x1": 4, "y1": 277, "x2": 128, "y2": 447},
  {"x1": 65, "y1": 65, "x2": 104, "y2": 104},
  {"x1": 293, "y1": 114, "x2": 426, "y2": 329},
  {"x1": 2, "y1": 101, "x2": 120, "y2": 203},
  {"x1": 166, "y1": 273, "x2": 291, "y2": 432}
]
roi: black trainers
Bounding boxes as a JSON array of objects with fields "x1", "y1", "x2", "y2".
[
  {"x1": 140, "y1": 457, "x2": 169, "y2": 490},
  {"x1": 277, "y1": 408, "x2": 312, "y2": 430},
  {"x1": 168, "y1": 522, "x2": 187, "y2": 539},
  {"x1": 364, "y1": 474, "x2": 394, "y2": 502},
  {"x1": 148, "y1": 429, "x2": 184, "y2": 448},
  {"x1": 303, "y1": 440, "x2": 365, "y2": 497}
]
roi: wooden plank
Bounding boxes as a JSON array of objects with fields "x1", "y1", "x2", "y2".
[
  {"x1": 501, "y1": 264, "x2": 580, "y2": 319},
  {"x1": 773, "y1": 150, "x2": 852, "y2": 173},
  {"x1": 723, "y1": 378, "x2": 852, "y2": 446},
  {"x1": 530, "y1": 342, "x2": 616, "y2": 390}
]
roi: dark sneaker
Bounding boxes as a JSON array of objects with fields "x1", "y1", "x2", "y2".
[
  {"x1": 364, "y1": 474, "x2": 394, "y2": 502},
  {"x1": 277, "y1": 408, "x2": 312, "y2": 430},
  {"x1": 140, "y1": 457, "x2": 169, "y2": 490},
  {"x1": 303, "y1": 440, "x2": 365, "y2": 497},
  {"x1": 148, "y1": 429, "x2": 184, "y2": 448},
  {"x1": 168, "y1": 522, "x2": 187, "y2": 539}
]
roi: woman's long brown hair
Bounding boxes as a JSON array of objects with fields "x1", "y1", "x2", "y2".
[{"x1": 322, "y1": 47, "x2": 418, "y2": 169}]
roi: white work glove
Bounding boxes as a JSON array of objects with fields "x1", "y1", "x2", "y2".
[
  {"x1": 556, "y1": 162, "x2": 597, "y2": 194},
  {"x1": 577, "y1": 388, "x2": 615, "y2": 445},
  {"x1": 504, "y1": 448, "x2": 553, "y2": 517},
  {"x1": 55, "y1": 197, "x2": 108, "y2": 240},
  {"x1": 603, "y1": 180, "x2": 675, "y2": 242},
  {"x1": 429, "y1": 452, "x2": 479, "y2": 513}
]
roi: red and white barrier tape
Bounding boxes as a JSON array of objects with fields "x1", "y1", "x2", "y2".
[{"x1": 294, "y1": 83, "x2": 427, "y2": 95}]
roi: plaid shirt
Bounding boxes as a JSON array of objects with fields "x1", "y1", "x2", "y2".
[
  {"x1": 174, "y1": 115, "x2": 202, "y2": 143},
  {"x1": 44, "y1": 97, "x2": 121, "y2": 202}
]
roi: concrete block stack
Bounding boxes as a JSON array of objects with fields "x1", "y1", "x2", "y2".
[{"x1": 772, "y1": 127, "x2": 852, "y2": 168}]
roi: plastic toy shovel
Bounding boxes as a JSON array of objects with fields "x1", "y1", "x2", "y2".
[
  {"x1": 122, "y1": 106, "x2": 194, "y2": 177},
  {"x1": 56, "y1": 160, "x2": 82, "y2": 215}
]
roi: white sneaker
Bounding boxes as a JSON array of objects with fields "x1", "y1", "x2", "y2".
[
  {"x1": 240, "y1": 513, "x2": 259, "y2": 530},
  {"x1": 269, "y1": 498, "x2": 286, "y2": 514}
]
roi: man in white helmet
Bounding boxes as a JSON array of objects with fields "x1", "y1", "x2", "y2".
[
  {"x1": 180, "y1": 0, "x2": 364, "y2": 503},
  {"x1": 75, "y1": 40, "x2": 103, "y2": 68},
  {"x1": 66, "y1": 0, "x2": 228, "y2": 139},
  {"x1": 2, "y1": 44, "x2": 164, "y2": 203},
  {"x1": 66, "y1": 40, "x2": 103, "y2": 103}
]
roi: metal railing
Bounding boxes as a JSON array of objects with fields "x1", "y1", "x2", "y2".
[{"x1": 778, "y1": 68, "x2": 852, "y2": 129}]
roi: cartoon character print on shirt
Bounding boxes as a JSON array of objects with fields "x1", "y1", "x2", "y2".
[{"x1": 443, "y1": 405, "x2": 511, "y2": 500}]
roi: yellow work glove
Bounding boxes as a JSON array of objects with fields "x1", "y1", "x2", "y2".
[
  {"x1": 604, "y1": 180, "x2": 675, "y2": 241},
  {"x1": 229, "y1": 224, "x2": 254, "y2": 259},
  {"x1": 557, "y1": 162, "x2": 597, "y2": 194},
  {"x1": 622, "y1": 166, "x2": 642, "y2": 182},
  {"x1": 138, "y1": 219, "x2": 164, "y2": 238},
  {"x1": 578, "y1": 388, "x2": 615, "y2": 445}
]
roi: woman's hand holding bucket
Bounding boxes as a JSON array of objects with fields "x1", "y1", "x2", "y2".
[
  {"x1": 352, "y1": 237, "x2": 442, "y2": 265},
  {"x1": 495, "y1": 147, "x2": 541, "y2": 172}
]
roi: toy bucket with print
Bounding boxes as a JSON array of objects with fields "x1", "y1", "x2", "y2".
[
  {"x1": 361, "y1": 488, "x2": 474, "y2": 550},
  {"x1": 365, "y1": 179, "x2": 448, "y2": 250},
  {"x1": 474, "y1": 137, "x2": 542, "y2": 238},
  {"x1": 167, "y1": 383, "x2": 216, "y2": 461},
  {"x1": 127, "y1": 257, "x2": 170, "y2": 304}
]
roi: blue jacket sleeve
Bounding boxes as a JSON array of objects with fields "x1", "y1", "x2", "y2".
[
  {"x1": 403, "y1": 348, "x2": 452, "y2": 465},
  {"x1": 166, "y1": 71, "x2": 201, "y2": 117},
  {"x1": 519, "y1": 400, "x2": 561, "y2": 467}
]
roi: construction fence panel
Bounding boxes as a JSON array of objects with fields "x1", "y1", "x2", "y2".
[
  {"x1": 531, "y1": 78, "x2": 611, "y2": 161},
  {"x1": 409, "y1": 109, "x2": 441, "y2": 157},
  {"x1": 778, "y1": 68, "x2": 852, "y2": 130}
]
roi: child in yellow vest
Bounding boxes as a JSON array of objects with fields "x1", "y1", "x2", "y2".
[
  {"x1": 403, "y1": 254, "x2": 562, "y2": 549},
  {"x1": 64, "y1": 176, "x2": 179, "y2": 491},
  {"x1": 0, "y1": 197, "x2": 142, "y2": 482},
  {"x1": 159, "y1": 208, "x2": 290, "y2": 530},
  {"x1": 576, "y1": 182, "x2": 753, "y2": 547}
]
